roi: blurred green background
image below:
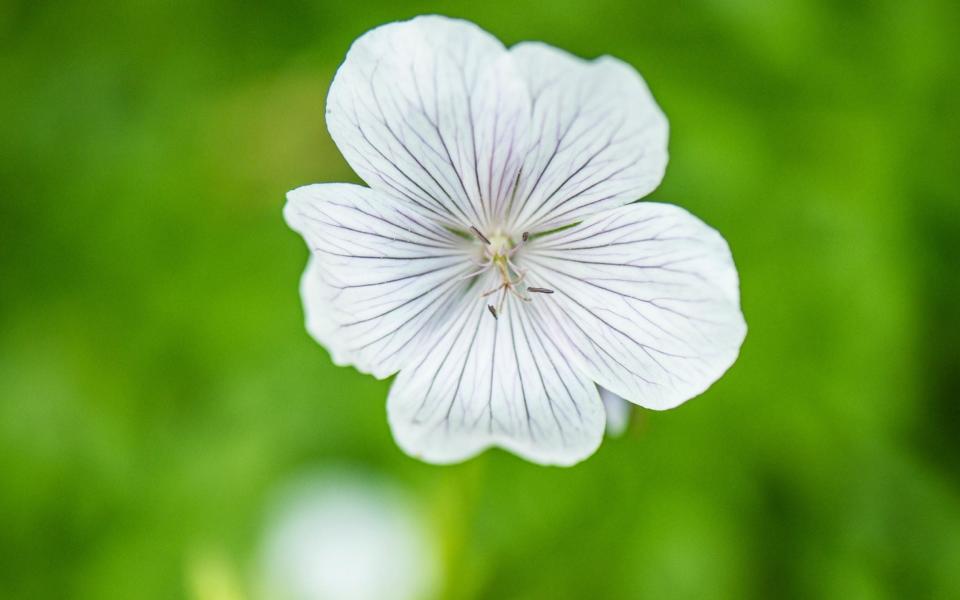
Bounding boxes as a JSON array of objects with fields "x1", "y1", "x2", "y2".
[{"x1": 2, "y1": 0, "x2": 959, "y2": 598}]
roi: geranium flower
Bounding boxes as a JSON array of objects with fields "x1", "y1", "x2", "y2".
[{"x1": 285, "y1": 16, "x2": 746, "y2": 466}]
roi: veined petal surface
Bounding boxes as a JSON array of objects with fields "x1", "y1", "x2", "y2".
[
  {"x1": 326, "y1": 16, "x2": 531, "y2": 231},
  {"x1": 388, "y1": 287, "x2": 605, "y2": 466},
  {"x1": 521, "y1": 202, "x2": 746, "y2": 410},
  {"x1": 300, "y1": 256, "x2": 367, "y2": 372},
  {"x1": 507, "y1": 43, "x2": 669, "y2": 233},
  {"x1": 285, "y1": 183, "x2": 476, "y2": 379}
]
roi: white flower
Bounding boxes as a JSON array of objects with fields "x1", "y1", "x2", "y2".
[
  {"x1": 258, "y1": 472, "x2": 439, "y2": 600},
  {"x1": 285, "y1": 16, "x2": 746, "y2": 466}
]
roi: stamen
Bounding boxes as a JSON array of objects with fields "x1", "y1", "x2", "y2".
[
  {"x1": 472, "y1": 230, "x2": 551, "y2": 319},
  {"x1": 505, "y1": 256, "x2": 524, "y2": 277},
  {"x1": 509, "y1": 232, "x2": 529, "y2": 257},
  {"x1": 470, "y1": 226, "x2": 491, "y2": 245},
  {"x1": 456, "y1": 266, "x2": 490, "y2": 281}
]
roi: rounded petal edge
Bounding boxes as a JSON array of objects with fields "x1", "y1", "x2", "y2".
[
  {"x1": 507, "y1": 42, "x2": 670, "y2": 231},
  {"x1": 385, "y1": 295, "x2": 607, "y2": 467},
  {"x1": 325, "y1": 15, "x2": 531, "y2": 230},
  {"x1": 523, "y1": 201, "x2": 746, "y2": 411},
  {"x1": 285, "y1": 182, "x2": 473, "y2": 380},
  {"x1": 299, "y1": 256, "x2": 372, "y2": 374}
]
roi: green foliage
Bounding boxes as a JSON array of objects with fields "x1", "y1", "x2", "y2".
[{"x1": 1, "y1": 1, "x2": 958, "y2": 598}]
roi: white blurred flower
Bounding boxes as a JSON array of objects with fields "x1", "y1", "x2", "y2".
[
  {"x1": 285, "y1": 16, "x2": 746, "y2": 466},
  {"x1": 258, "y1": 473, "x2": 438, "y2": 600}
]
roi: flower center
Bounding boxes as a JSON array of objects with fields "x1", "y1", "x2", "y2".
[
  {"x1": 467, "y1": 227, "x2": 553, "y2": 319},
  {"x1": 487, "y1": 232, "x2": 512, "y2": 258}
]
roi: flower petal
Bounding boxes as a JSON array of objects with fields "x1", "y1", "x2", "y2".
[
  {"x1": 522, "y1": 202, "x2": 746, "y2": 410},
  {"x1": 507, "y1": 43, "x2": 669, "y2": 232},
  {"x1": 599, "y1": 386, "x2": 631, "y2": 437},
  {"x1": 299, "y1": 256, "x2": 369, "y2": 373},
  {"x1": 285, "y1": 183, "x2": 476, "y2": 379},
  {"x1": 388, "y1": 292, "x2": 605, "y2": 466},
  {"x1": 326, "y1": 16, "x2": 531, "y2": 230}
]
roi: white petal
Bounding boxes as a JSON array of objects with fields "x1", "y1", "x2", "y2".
[
  {"x1": 326, "y1": 16, "x2": 531, "y2": 230},
  {"x1": 388, "y1": 292, "x2": 605, "y2": 466},
  {"x1": 522, "y1": 202, "x2": 746, "y2": 410},
  {"x1": 285, "y1": 183, "x2": 476, "y2": 379},
  {"x1": 508, "y1": 43, "x2": 669, "y2": 232},
  {"x1": 300, "y1": 257, "x2": 370, "y2": 373},
  {"x1": 599, "y1": 386, "x2": 631, "y2": 437}
]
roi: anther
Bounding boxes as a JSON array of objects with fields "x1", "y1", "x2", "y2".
[
  {"x1": 470, "y1": 226, "x2": 491, "y2": 245},
  {"x1": 528, "y1": 287, "x2": 554, "y2": 294},
  {"x1": 487, "y1": 305, "x2": 498, "y2": 319},
  {"x1": 510, "y1": 232, "x2": 530, "y2": 258}
]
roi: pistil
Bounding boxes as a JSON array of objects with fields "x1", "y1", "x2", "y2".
[{"x1": 468, "y1": 226, "x2": 554, "y2": 319}]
